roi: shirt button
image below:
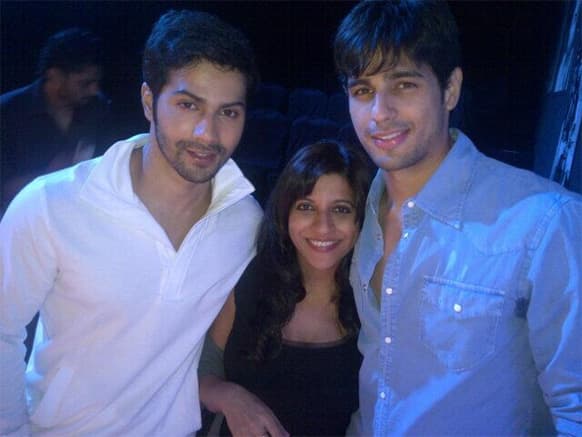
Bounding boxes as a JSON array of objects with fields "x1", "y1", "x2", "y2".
[
  {"x1": 385, "y1": 287, "x2": 393, "y2": 295},
  {"x1": 380, "y1": 391, "x2": 386, "y2": 399},
  {"x1": 376, "y1": 233, "x2": 382, "y2": 241},
  {"x1": 407, "y1": 200, "x2": 415, "y2": 208},
  {"x1": 402, "y1": 232, "x2": 409, "y2": 239},
  {"x1": 384, "y1": 336, "x2": 392, "y2": 344},
  {"x1": 363, "y1": 283, "x2": 368, "y2": 292},
  {"x1": 453, "y1": 303, "x2": 462, "y2": 313}
]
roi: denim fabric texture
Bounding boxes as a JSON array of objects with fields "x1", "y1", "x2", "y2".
[{"x1": 349, "y1": 130, "x2": 582, "y2": 436}]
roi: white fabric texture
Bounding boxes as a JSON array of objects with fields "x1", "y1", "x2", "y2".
[{"x1": 0, "y1": 134, "x2": 262, "y2": 436}]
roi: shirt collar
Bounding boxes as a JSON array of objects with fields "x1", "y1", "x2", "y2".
[
  {"x1": 414, "y1": 129, "x2": 479, "y2": 228},
  {"x1": 81, "y1": 134, "x2": 256, "y2": 217},
  {"x1": 207, "y1": 158, "x2": 256, "y2": 215}
]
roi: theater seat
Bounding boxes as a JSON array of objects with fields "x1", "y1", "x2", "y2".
[
  {"x1": 287, "y1": 88, "x2": 328, "y2": 120},
  {"x1": 286, "y1": 116, "x2": 341, "y2": 162}
]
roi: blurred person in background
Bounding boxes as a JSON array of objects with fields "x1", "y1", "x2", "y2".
[{"x1": 1, "y1": 27, "x2": 111, "y2": 212}]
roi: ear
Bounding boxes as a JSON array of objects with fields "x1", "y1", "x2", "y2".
[
  {"x1": 141, "y1": 82, "x2": 154, "y2": 123},
  {"x1": 444, "y1": 67, "x2": 463, "y2": 111}
]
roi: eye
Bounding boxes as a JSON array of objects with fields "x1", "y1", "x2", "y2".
[
  {"x1": 221, "y1": 108, "x2": 241, "y2": 119},
  {"x1": 178, "y1": 101, "x2": 198, "y2": 111},
  {"x1": 332, "y1": 204, "x2": 354, "y2": 214},
  {"x1": 295, "y1": 201, "x2": 314, "y2": 212},
  {"x1": 350, "y1": 86, "x2": 373, "y2": 98},
  {"x1": 396, "y1": 81, "x2": 418, "y2": 90}
]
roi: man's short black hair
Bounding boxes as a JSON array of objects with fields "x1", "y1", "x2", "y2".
[
  {"x1": 37, "y1": 28, "x2": 103, "y2": 76},
  {"x1": 142, "y1": 9, "x2": 259, "y2": 99},
  {"x1": 334, "y1": 0, "x2": 461, "y2": 92}
]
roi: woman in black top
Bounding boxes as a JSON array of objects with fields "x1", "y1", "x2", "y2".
[{"x1": 199, "y1": 140, "x2": 371, "y2": 437}]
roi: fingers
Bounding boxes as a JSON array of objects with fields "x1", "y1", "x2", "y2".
[
  {"x1": 260, "y1": 414, "x2": 289, "y2": 437},
  {"x1": 218, "y1": 383, "x2": 290, "y2": 437},
  {"x1": 229, "y1": 410, "x2": 288, "y2": 437}
]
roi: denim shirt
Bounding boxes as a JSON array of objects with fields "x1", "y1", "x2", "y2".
[{"x1": 348, "y1": 131, "x2": 582, "y2": 436}]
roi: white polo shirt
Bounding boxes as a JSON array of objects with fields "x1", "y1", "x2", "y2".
[{"x1": 0, "y1": 134, "x2": 262, "y2": 436}]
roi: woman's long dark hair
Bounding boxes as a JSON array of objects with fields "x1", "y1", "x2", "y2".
[{"x1": 246, "y1": 140, "x2": 372, "y2": 362}]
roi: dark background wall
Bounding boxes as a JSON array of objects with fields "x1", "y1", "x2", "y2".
[{"x1": 1, "y1": 0, "x2": 566, "y2": 169}]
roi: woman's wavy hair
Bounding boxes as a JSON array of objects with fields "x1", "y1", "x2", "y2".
[{"x1": 246, "y1": 139, "x2": 372, "y2": 362}]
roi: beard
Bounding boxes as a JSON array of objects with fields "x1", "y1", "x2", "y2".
[{"x1": 154, "y1": 119, "x2": 229, "y2": 184}]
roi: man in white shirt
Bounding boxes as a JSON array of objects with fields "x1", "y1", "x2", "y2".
[{"x1": 0, "y1": 10, "x2": 262, "y2": 436}]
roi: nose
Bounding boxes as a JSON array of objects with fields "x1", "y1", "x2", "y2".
[
  {"x1": 313, "y1": 211, "x2": 334, "y2": 233},
  {"x1": 193, "y1": 116, "x2": 219, "y2": 145},
  {"x1": 371, "y1": 90, "x2": 397, "y2": 123}
]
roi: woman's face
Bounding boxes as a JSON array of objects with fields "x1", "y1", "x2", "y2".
[{"x1": 288, "y1": 173, "x2": 359, "y2": 278}]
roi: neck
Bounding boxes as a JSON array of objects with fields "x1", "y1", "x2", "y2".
[
  {"x1": 301, "y1": 269, "x2": 338, "y2": 304},
  {"x1": 131, "y1": 143, "x2": 211, "y2": 217},
  {"x1": 383, "y1": 132, "x2": 453, "y2": 209}
]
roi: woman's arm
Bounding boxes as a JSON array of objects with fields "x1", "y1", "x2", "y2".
[{"x1": 198, "y1": 291, "x2": 289, "y2": 437}]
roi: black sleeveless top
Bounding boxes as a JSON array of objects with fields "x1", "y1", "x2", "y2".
[{"x1": 222, "y1": 259, "x2": 362, "y2": 436}]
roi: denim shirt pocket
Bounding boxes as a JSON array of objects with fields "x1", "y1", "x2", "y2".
[{"x1": 419, "y1": 276, "x2": 505, "y2": 372}]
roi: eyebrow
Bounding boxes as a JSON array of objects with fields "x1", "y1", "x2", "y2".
[
  {"x1": 298, "y1": 196, "x2": 355, "y2": 206},
  {"x1": 388, "y1": 69, "x2": 425, "y2": 80},
  {"x1": 347, "y1": 68, "x2": 425, "y2": 88},
  {"x1": 171, "y1": 89, "x2": 246, "y2": 108},
  {"x1": 335, "y1": 199, "x2": 356, "y2": 206}
]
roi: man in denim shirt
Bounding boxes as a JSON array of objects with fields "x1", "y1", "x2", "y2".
[{"x1": 334, "y1": 1, "x2": 581, "y2": 435}]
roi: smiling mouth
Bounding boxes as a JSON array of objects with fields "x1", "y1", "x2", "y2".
[
  {"x1": 186, "y1": 147, "x2": 219, "y2": 165},
  {"x1": 307, "y1": 239, "x2": 339, "y2": 251},
  {"x1": 191, "y1": 149, "x2": 215, "y2": 158},
  {"x1": 371, "y1": 128, "x2": 409, "y2": 150}
]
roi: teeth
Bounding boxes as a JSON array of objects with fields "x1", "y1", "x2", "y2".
[
  {"x1": 309, "y1": 239, "x2": 335, "y2": 247},
  {"x1": 379, "y1": 131, "x2": 404, "y2": 140}
]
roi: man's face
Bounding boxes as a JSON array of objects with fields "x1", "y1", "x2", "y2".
[
  {"x1": 347, "y1": 54, "x2": 461, "y2": 178},
  {"x1": 60, "y1": 65, "x2": 102, "y2": 107},
  {"x1": 143, "y1": 61, "x2": 247, "y2": 185}
]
